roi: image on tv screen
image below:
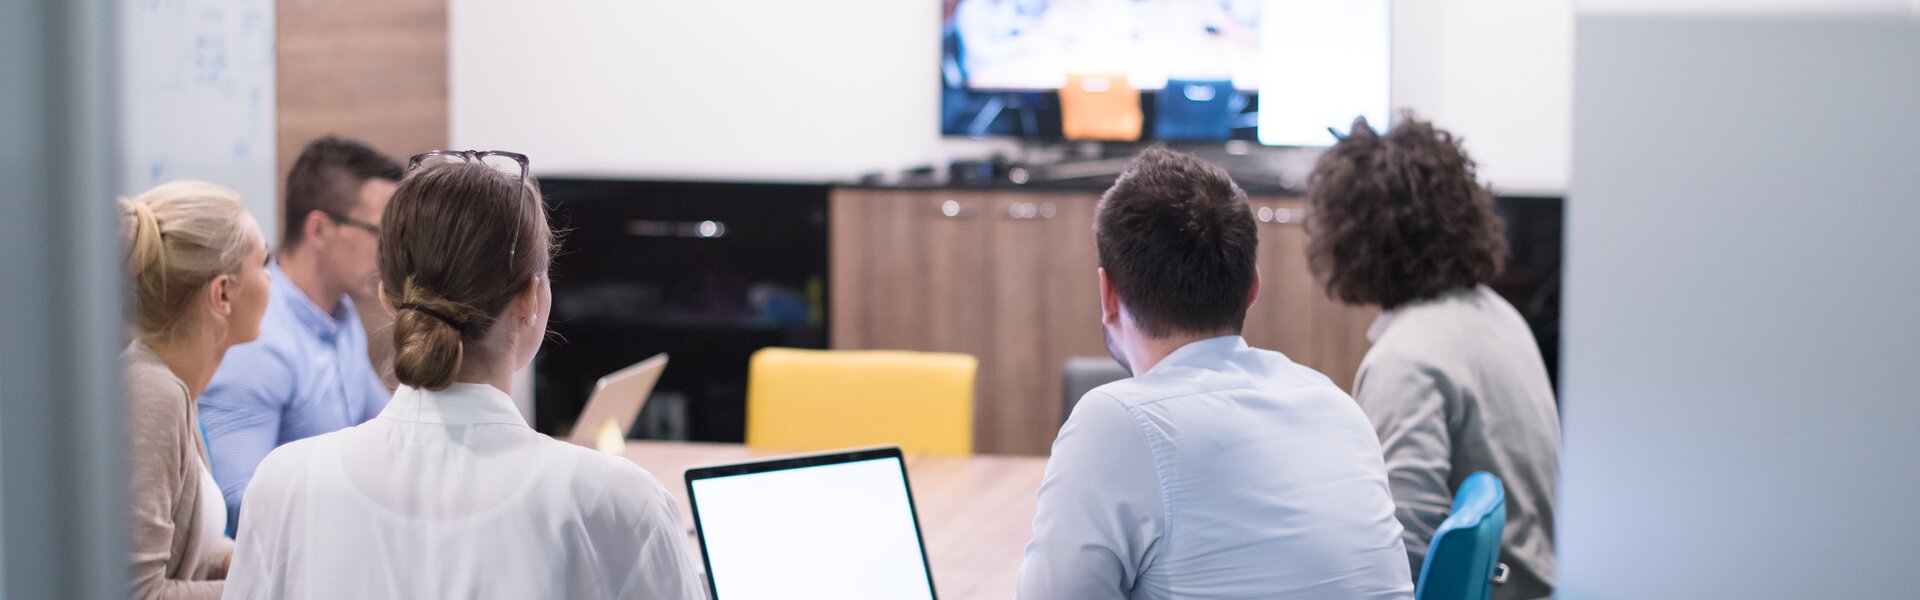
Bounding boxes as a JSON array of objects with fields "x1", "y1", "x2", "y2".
[{"x1": 939, "y1": 0, "x2": 1389, "y2": 146}]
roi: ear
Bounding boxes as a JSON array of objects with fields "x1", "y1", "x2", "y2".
[
  {"x1": 375, "y1": 281, "x2": 396, "y2": 318},
  {"x1": 303, "y1": 210, "x2": 330, "y2": 248},
  {"x1": 1098, "y1": 268, "x2": 1122, "y2": 327},
  {"x1": 207, "y1": 274, "x2": 235, "y2": 318},
  {"x1": 1247, "y1": 269, "x2": 1262, "y2": 311},
  {"x1": 512, "y1": 275, "x2": 542, "y2": 326}
]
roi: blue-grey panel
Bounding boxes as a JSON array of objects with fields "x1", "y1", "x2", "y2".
[{"x1": 1561, "y1": 14, "x2": 1920, "y2": 599}]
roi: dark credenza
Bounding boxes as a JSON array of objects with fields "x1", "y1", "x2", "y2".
[{"x1": 535, "y1": 178, "x2": 829, "y2": 442}]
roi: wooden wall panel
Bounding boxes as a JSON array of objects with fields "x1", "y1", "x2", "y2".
[
  {"x1": 277, "y1": 0, "x2": 447, "y2": 384},
  {"x1": 277, "y1": 0, "x2": 446, "y2": 189}
]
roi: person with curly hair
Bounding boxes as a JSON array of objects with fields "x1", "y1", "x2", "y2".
[{"x1": 1305, "y1": 114, "x2": 1561, "y2": 599}]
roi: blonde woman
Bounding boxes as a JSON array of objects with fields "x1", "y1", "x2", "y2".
[{"x1": 120, "y1": 181, "x2": 271, "y2": 599}]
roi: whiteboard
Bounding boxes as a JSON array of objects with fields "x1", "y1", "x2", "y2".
[{"x1": 119, "y1": 0, "x2": 277, "y2": 243}]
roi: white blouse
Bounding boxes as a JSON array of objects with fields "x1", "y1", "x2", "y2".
[
  {"x1": 196, "y1": 454, "x2": 229, "y2": 564},
  {"x1": 224, "y1": 383, "x2": 705, "y2": 599}
]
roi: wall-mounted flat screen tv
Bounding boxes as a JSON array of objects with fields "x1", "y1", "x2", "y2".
[{"x1": 940, "y1": 0, "x2": 1389, "y2": 146}]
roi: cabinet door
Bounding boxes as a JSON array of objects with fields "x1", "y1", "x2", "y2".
[
  {"x1": 1242, "y1": 196, "x2": 1377, "y2": 392},
  {"x1": 983, "y1": 193, "x2": 1052, "y2": 455},
  {"x1": 1312, "y1": 293, "x2": 1379, "y2": 393},
  {"x1": 831, "y1": 188, "x2": 992, "y2": 358},
  {"x1": 1037, "y1": 193, "x2": 1107, "y2": 426},
  {"x1": 982, "y1": 192, "x2": 1105, "y2": 455},
  {"x1": 1243, "y1": 197, "x2": 1320, "y2": 369}
]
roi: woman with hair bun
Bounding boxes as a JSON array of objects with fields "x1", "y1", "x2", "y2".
[
  {"x1": 225, "y1": 151, "x2": 704, "y2": 599},
  {"x1": 120, "y1": 180, "x2": 271, "y2": 599}
]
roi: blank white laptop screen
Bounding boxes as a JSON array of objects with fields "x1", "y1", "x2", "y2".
[{"x1": 686, "y1": 448, "x2": 936, "y2": 599}]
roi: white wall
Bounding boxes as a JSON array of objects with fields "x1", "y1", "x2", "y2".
[
  {"x1": 1561, "y1": 3, "x2": 1920, "y2": 597},
  {"x1": 452, "y1": 0, "x2": 1573, "y2": 192},
  {"x1": 1391, "y1": 0, "x2": 1571, "y2": 193},
  {"x1": 451, "y1": 0, "x2": 958, "y2": 182}
]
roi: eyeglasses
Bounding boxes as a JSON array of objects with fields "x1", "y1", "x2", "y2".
[
  {"x1": 407, "y1": 150, "x2": 530, "y2": 181},
  {"x1": 407, "y1": 150, "x2": 533, "y2": 272},
  {"x1": 321, "y1": 210, "x2": 381, "y2": 237}
]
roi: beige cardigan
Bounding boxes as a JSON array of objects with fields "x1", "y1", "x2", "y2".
[{"x1": 125, "y1": 340, "x2": 231, "y2": 599}]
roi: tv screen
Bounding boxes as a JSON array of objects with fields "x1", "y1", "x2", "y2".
[{"x1": 940, "y1": 0, "x2": 1390, "y2": 146}]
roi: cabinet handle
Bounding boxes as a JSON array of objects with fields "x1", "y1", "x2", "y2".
[
  {"x1": 937, "y1": 200, "x2": 975, "y2": 219},
  {"x1": 626, "y1": 219, "x2": 728, "y2": 238},
  {"x1": 1004, "y1": 202, "x2": 1055, "y2": 220},
  {"x1": 1257, "y1": 206, "x2": 1303, "y2": 225}
]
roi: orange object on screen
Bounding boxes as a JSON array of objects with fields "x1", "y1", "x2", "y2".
[{"x1": 1060, "y1": 73, "x2": 1143, "y2": 141}]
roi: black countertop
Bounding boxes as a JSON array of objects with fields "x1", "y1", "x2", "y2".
[{"x1": 841, "y1": 176, "x2": 1301, "y2": 197}]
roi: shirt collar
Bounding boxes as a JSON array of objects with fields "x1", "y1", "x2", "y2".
[
  {"x1": 1367, "y1": 310, "x2": 1399, "y2": 343},
  {"x1": 1146, "y1": 335, "x2": 1249, "y2": 376},
  {"x1": 379, "y1": 382, "x2": 529, "y2": 427},
  {"x1": 1367, "y1": 285, "x2": 1487, "y2": 342},
  {"x1": 269, "y1": 262, "x2": 354, "y2": 339}
]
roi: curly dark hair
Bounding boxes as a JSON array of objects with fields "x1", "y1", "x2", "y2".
[
  {"x1": 1096, "y1": 146, "x2": 1258, "y2": 337},
  {"x1": 1304, "y1": 113, "x2": 1507, "y2": 310}
]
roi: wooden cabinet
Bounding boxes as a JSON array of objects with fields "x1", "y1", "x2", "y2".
[
  {"x1": 832, "y1": 188, "x2": 1101, "y2": 455},
  {"x1": 831, "y1": 188, "x2": 1375, "y2": 455},
  {"x1": 831, "y1": 188, "x2": 994, "y2": 357},
  {"x1": 982, "y1": 192, "x2": 1106, "y2": 454}
]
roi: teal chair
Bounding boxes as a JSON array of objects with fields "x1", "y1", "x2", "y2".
[{"x1": 1415, "y1": 472, "x2": 1509, "y2": 600}]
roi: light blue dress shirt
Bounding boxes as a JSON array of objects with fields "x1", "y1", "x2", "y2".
[
  {"x1": 1017, "y1": 336, "x2": 1414, "y2": 599},
  {"x1": 199, "y1": 262, "x2": 390, "y2": 529}
]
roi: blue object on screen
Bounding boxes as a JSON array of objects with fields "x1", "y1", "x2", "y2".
[{"x1": 1155, "y1": 79, "x2": 1240, "y2": 140}]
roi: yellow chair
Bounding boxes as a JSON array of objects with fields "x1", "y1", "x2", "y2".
[{"x1": 746, "y1": 348, "x2": 976, "y2": 456}]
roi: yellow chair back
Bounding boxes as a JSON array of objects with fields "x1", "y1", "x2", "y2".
[{"x1": 746, "y1": 348, "x2": 976, "y2": 456}]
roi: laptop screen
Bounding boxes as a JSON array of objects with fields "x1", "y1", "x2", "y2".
[{"x1": 686, "y1": 448, "x2": 937, "y2": 599}]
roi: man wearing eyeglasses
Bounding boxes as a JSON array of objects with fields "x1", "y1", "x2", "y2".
[{"x1": 199, "y1": 136, "x2": 403, "y2": 533}]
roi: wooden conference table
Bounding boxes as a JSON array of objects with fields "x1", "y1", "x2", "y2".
[{"x1": 620, "y1": 440, "x2": 1049, "y2": 600}]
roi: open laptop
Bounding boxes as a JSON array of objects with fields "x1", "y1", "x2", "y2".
[
  {"x1": 685, "y1": 447, "x2": 938, "y2": 600},
  {"x1": 566, "y1": 353, "x2": 668, "y2": 452}
]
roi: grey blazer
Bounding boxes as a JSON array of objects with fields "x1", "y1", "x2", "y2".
[{"x1": 1354, "y1": 285, "x2": 1561, "y2": 600}]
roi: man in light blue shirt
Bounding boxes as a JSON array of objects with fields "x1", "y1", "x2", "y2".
[
  {"x1": 1016, "y1": 147, "x2": 1412, "y2": 599},
  {"x1": 200, "y1": 136, "x2": 402, "y2": 529}
]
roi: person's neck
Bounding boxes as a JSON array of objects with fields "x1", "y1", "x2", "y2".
[
  {"x1": 1124, "y1": 330, "x2": 1235, "y2": 375},
  {"x1": 275, "y1": 247, "x2": 341, "y2": 316},
  {"x1": 144, "y1": 331, "x2": 229, "y2": 400},
  {"x1": 454, "y1": 347, "x2": 516, "y2": 397}
]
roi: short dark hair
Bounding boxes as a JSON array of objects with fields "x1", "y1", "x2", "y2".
[
  {"x1": 1095, "y1": 146, "x2": 1258, "y2": 338},
  {"x1": 1304, "y1": 114, "x2": 1507, "y2": 310},
  {"x1": 282, "y1": 135, "x2": 403, "y2": 250}
]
